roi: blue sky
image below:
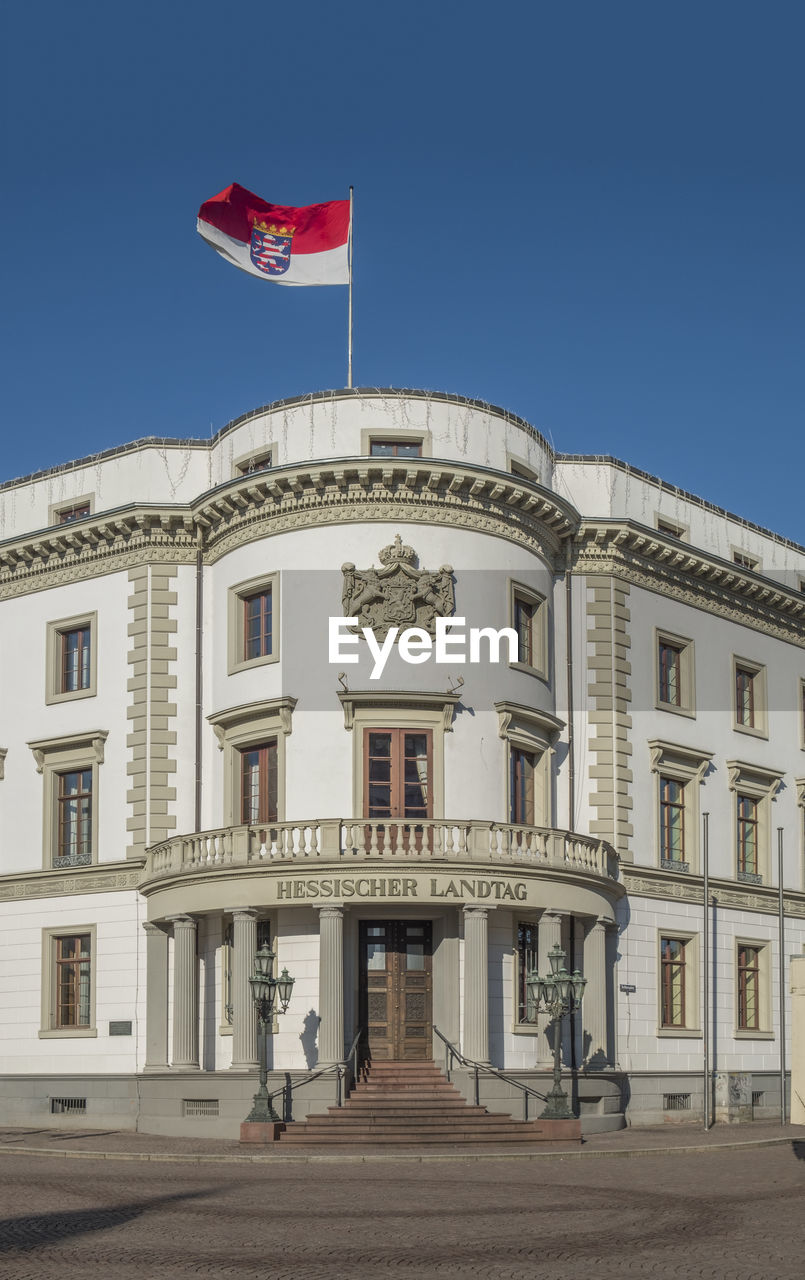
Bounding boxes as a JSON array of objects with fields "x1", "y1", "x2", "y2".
[{"x1": 2, "y1": 2, "x2": 803, "y2": 539}]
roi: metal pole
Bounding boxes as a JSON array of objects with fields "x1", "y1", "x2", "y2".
[
  {"x1": 779, "y1": 826, "x2": 786, "y2": 1125},
  {"x1": 347, "y1": 186, "x2": 354, "y2": 388},
  {"x1": 703, "y1": 812, "x2": 710, "y2": 1130}
]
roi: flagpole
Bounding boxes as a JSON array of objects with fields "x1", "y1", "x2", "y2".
[{"x1": 347, "y1": 186, "x2": 354, "y2": 389}]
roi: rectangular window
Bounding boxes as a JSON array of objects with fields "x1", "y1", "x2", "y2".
[
  {"x1": 55, "y1": 934, "x2": 92, "y2": 1028},
  {"x1": 236, "y1": 450, "x2": 272, "y2": 476},
  {"x1": 735, "y1": 666, "x2": 756, "y2": 728},
  {"x1": 240, "y1": 742, "x2": 278, "y2": 824},
  {"x1": 228, "y1": 574, "x2": 279, "y2": 674},
  {"x1": 243, "y1": 590, "x2": 272, "y2": 662},
  {"x1": 737, "y1": 944, "x2": 761, "y2": 1031},
  {"x1": 369, "y1": 440, "x2": 423, "y2": 458},
  {"x1": 659, "y1": 776, "x2": 686, "y2": 867},
  {"x1": 56, "y1": 770, "x2": 93, "y2": 867},
  {"x1": 61, "y1": 626, "x2": 91, "y2": 693},
  {"x1": 510, "y1": 748, "x2": 536, "y2": 825},
  {"x1": 737, "y1": 793, "x2": 759, "y2": 879},
  {"x1": 660, "y1": 937, "x2": 687, "y2": 1028},
  {"x1": 516, "y1": 921, "x2": 538, "y2": 1023},
  {"x1": 514, "y1": 595, "x2": 536, "y2": 667},
  {"x1": 364, "y1": 729, "x2": 432, "y2": 819},
  {"x1": 57, "y1": 504, "x2": 91, "y2": 524},
  {"x1": 658, "y1": 641, "x2": 683, "y2": 706},
  {"x1": 657, "y1": 517, "x2": 686, "y2": 540},
  {"x1": 733, "y1": 550, "x2": 759, "y2": 571}
]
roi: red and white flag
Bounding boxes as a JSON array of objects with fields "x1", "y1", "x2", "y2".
[{"x1": 197, "y1": 183, "x2": 350, "y2": 286}]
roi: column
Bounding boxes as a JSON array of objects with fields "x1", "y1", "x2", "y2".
[
  {"x1": 317, "y1": 905, "x2": 344, "y2": 1065},
  {"x1": 170, "y1": 915, "x2": 199, "y2": 1069},
  {"x1": 230, "y1": 909, "x2": 258, "y2": 1070},
  {"x1": 536, "y1": 910, "x2": 565, "y2": 1065},
  {"x1": 583, "y1": 916, "x2": 611, "y2": 1068},
  {"x1": 463, "y1": 906, "x2": 490, "y2": 1063},
  {"x1": 142, "y1": 922, "x2": 169, "y2": 1071}
]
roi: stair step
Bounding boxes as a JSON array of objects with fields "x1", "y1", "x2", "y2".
[
  {"x1": 309, "y1": 1113, "x2": 514, "y2": 1127},
  {"x1": 280, "y1": 1130, "x2": 549, "y2": 1145}
]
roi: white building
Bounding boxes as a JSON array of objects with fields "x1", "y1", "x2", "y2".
[{"x1": 0, "y1": 387, "x2": 802, "y2": 1137}]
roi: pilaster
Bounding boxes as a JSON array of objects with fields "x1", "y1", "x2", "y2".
[
  {"x1": 169, "y1": 914, "x2": 199, "y2": 1069},
  {"x1": 317, "y1": 905, "x2": 345, "y2": 1065},
  {"x1": 462, "y1": 906, "x2": 490, "y2": 1063},
  {"x1": 230, "y1": 909, "x2": 258, "y2": 1070},
  {"x1": 142, "y1": 921, "x2": 169, "y2": 1071}
]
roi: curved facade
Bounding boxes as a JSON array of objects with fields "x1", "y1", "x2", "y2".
[{"x1": 1, "y1": 389, "x2": 804, "y2": 1136}]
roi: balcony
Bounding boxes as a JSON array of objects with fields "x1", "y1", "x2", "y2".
[{"x1": 141, "y1": 819, "x2": 619, "y2": 889}]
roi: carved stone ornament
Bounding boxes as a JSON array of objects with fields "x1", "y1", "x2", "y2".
[{"x1": 341, "y1": 535, "x2": 455, "y2": 640}]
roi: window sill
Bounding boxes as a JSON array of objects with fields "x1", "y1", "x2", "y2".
[
  {"x1": 228, "y1": 652, "x2": 279, "y2": 677},
  {"x1": 508, "y1": 661, "x2": 548, "y2": 683},
  {"x1": 511, "y1": 1023, "x2": 540, "y2": 1035},
  {"x1": 733, "y1": 722, "x2": 769, "y2": 741},
  {"x1": 655, "y1": 700, "x2": 696, "y2": 720},
  {"x1": 656, "y1": 1027, "x2": 702, "y2": 1039},
  {"x1": 39, "y1": 1027, "x2": 97, "y2": 1039},
  {"x1": 660, "y1": 860, "x2": 690, "y2": 874},
  {"x1": 219, "y1": 1024, "x2": 233, "y2": 1037},
  {"x1": 45, "y1": 687, "x2": 97, "y2": 706},
  {"x1": 734, "y1": 1028, "x2": 775, "y2": 1040}
]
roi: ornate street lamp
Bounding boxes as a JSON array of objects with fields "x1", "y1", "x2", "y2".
[
  {"x1": 244, "y1": 943, "x2": 295, "y2": 1125},
  {"x1": 526, "y1": 942, "x2": 586, "y2": 1121}
]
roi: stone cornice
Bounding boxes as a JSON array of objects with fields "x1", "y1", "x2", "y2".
[
  {"x1": 0, "y1": 859, "x2": 144, "y2": 902},
  {"x1": 574, "y1": 520, "x2": 805, "y2": 644},
  {"x1": 0, "y1": 461, "x2": 578, "y2": 599},
  {"x1": 621, "y1": 863, "x2": 805, "y2": 918},
  {"x1": 338, "y1": 689, "x2": 461, "y2": 731}
]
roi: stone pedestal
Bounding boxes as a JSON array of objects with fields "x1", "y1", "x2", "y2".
[
  {"x1": 714, "y1": 1071, "x2": 752, "y2": 1124},
  {"x1": 240, "y1": 1121, "x2": 286, "y2": 1144}
]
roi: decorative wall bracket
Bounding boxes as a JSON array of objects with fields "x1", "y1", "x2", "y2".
[{"x1": 27, "y1": 730, "x2": 108, "y2": 774}]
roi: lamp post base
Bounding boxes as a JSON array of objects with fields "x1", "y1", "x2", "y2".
[
  {"x1": 539, "y1": 1082, "x2": 574, "y2": 1121},
  {"x1": 240, "y1": 1120, "x2": 285, "y2": 1144},
  {"x1": 244, "y1": 1084, "x2": 282, "y2": 1124}
]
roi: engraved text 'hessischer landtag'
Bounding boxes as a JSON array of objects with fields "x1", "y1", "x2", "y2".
[{"x1": 276, "y1": 876, "x2": 528, "y2": 901}]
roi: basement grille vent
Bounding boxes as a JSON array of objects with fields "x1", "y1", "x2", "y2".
[
  {"x1": 752, "y1": 1091, "x2": 765, "y2": 1107},
  {"x1": 182, "y1": 1099, "x2": 220, "y2": 1118},
  {"x1": 663, "y1": 1093, "x2": 691, "y2": 1111},
  {"x1": 50, "y1": 1097, "x2": 87, "y2": 1115}
]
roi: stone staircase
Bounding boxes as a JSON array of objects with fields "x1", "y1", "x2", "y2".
[{"x1": 278, "y1": 1060, "x2": 579, "y2": 1146}]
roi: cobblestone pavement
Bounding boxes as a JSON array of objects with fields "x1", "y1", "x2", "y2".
[{"x1": 1, "y1": 1144, "x2": 804, "y2": 1279}]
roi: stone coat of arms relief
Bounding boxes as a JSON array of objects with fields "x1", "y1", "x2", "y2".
[{"x1": 341, "y1": 535, "x2": 455, "y2": 639}]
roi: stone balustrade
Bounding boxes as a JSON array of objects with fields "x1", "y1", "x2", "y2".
[{"x1": 143, "y1": 820, "x2": 618, "y2": 886}]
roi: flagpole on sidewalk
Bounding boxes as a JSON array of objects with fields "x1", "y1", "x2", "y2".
[{"x1": 347, "y1": 186, "x2": 354, "y2": 388}]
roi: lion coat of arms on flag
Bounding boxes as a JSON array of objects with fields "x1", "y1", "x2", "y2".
[{"x1": 250, "y1": 220, "x2": 295, "y2": 276}]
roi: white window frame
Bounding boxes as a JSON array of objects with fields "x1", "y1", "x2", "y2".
[
  {"x1": 232, "y1": 443, "x2": 275, "y2": 478},
  {"x1": 655, "y1": 628, "x2": 695, "y2": 718},
  {"x1": 509, "y1": 580, "x2": 549, "y2": 681},
  {"x1": 45, "y1": 611, "x2": 98, "y2": 705},
  {"x1": 732, "y1": 655, "x2": 768, "y2": 739},
  {"x1": 28, "y1": 731, "x2": 107, "y2": 869},
  {"x1": 657, "y1": 929, "x2": 701, "y2": 1037},
  {"x1": 734, "y1": 937, "x2": 773, "y2": 1039},
  {"x1": 40, "y1": 924, "x2": 97, "y2": 1038},
  {"x1": 48, "y1": 493, "x2": 95, "y2": 526},
  {"x1": 649, "y1": 740, "x2": 712, "y2": 874},
  {"x1": 727, "y1": 760, "x2": 784, "y2": 885},
  {"x1": 227, "y1": 573, "x2": 279, "y2": 676}
]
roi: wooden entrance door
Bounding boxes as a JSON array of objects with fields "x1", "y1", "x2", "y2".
[{"x1": 359, "y1": 920, "x2": 433, "y2": 1060}]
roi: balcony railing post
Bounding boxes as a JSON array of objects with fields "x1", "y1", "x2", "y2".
[
  {"x1": 318, "y1": 819, "x2": 340, "y2": 858},
  {"x1": 231, "y1": 824, "x2": 250, "y2": 864}
]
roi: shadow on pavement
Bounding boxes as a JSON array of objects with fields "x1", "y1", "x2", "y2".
[{"x1": 0, "y1": 1188, "x2": 214, "y2": 1254}]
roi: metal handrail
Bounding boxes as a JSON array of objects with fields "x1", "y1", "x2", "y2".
[
  {"x1": 267, "y1": 1027, "x2": 364, "y2": 1121},
  {"x1": 433, "y1": 1026, "x2": 546, "y2": 1122}
]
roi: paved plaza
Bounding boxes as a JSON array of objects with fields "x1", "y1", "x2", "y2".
[{"x1": 0, "y1": 1139, "x2": 804, "y2": 1279}]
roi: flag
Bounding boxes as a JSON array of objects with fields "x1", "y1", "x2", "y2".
[{"x1": 197, "y1": 183, "x2": 350, "y2": 286}]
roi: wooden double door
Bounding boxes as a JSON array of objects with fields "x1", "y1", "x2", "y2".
[{"x1": 359, "y1": 920, "x2": 433, "y2": 1060}]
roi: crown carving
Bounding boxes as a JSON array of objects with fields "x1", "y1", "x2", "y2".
[
  {"x1": 378, "y1": 534, "x2": 416, "y2": 566},
  {"x1": 253, "y1": 220, "x2": 295, "y2": 237}
]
